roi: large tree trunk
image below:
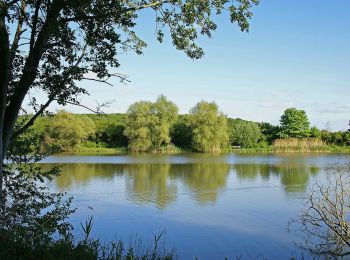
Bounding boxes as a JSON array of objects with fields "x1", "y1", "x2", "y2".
[
  {"x1": 0, "y1": 0, "x2": 64, "y2": 212},
  {"x1": 0, "y1": 6, "x2": 10, "y2": 212}
]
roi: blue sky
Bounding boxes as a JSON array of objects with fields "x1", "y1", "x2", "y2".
[{"x1": 44, "y1": 0, "x2": 350, "y2": 130}]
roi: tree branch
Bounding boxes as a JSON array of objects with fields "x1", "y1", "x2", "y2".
[
  {"x1": 82, "y1": 77, "x2": 113, "y2": 87},
  {"x1": 9, "y1": 0, "x2": 27, "y2": 71},
  {"x1": 62, "y1": 0, "x2": 168, "y2": 23},
  {"x1": 29, "y1": 0, "x2": 42, "y2": 52},
  {"x1": 12, "y1": 97, "x2": 54, "y2": 139}
]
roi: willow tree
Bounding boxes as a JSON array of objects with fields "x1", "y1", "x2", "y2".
[
  {"x1": 0, "y1": 0, "x2": 258, "y2": 204},
  {"x1": 151, "y1": 95, "x2": 178, "y2": 148},
  {"x1": 124, "y1": 95, "x2": 178, "y2": 151},
  {"x1": 124, "y1": 101, "x2": 155, "y2": 152},
  {"x1": 189, "y1": 101, "x2": 229, "y2": 152}
]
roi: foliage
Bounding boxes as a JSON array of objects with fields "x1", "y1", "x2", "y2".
[
  {"x1": 189, "y1": 101, "x2": 229, "y2": 152},
  {"x1": 279, "y1": 108, "x2": 310, "y2": 138},
  {"x1": 42, "y1": 110, "x2": 96, "y2": 152},
  {"x1": 0, "y1": 219, "x2": 176, "y2": 260},
  {"x1": 320, "y1": 130, "x2": 350, "y2": 146},
  {"x1": 15, "y1": 106, "x2": 350, "y2": 154},
  {"x1": 124, "y1": 101, "x2": 156, "y2": 152},
  {"x1": 124, "y1": 96, "x2": 178, "y2": 152},
  {"x1": 151, "y1": 95, "x2": 179, "y2": 148},
  {"x1": 86, "y1": 113, "x2": 128, "y2": 148},
  {"x1": 259, "y1": 122, "x2": 281, "y2": 145},
  {"x1": 1, "y1": 135, "x2": 75, "y2": 257},
  {"x1": 1, "y1": 165, "x2": 74, "y2": 246},
  {"x1": 170, "y1": 115, "x2": 193, "y2": 149},
  {"x1": 309, "y1": 126, "x2": 321, "y2": 139},
  {"x1": 228, "y1": 118, "x2": 262, "y2": 148}
]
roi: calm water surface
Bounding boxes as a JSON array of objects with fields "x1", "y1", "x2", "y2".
[{"x1": 40, "y1": 153, "x2": 350, "y2": 259}]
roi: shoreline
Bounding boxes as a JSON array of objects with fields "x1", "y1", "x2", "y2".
[{"x1": 55, "y1": 146, "x2": 350, "y2": 155}]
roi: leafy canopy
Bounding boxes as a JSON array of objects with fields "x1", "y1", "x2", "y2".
[
  {"x1": 124, "y1": 95, "x2": 178, "y2": 152},
  {"x1": 229, "y1": 119, "x2": 262, "y2": 148},
  {"x1": 279, "y1": 108, "x2": 310, "y2": 139},
  {"x1": 189, "y1": 101, "x2": 229, "y2": 152},
  {"x1": 42, "y1": 110, "x2": 96, "y2": 152}
]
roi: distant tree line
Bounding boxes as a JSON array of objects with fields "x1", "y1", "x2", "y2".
[{"x1": 22, "y1": 96, "x2": 350, "y2": 153}]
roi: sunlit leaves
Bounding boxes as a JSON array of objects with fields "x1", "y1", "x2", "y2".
[
  {"x1": 189, "y1": 101, "x2": 229, "y2": 152},
  {"x1": 124, "y1": 95, "x2": 178, "y2": 152}
]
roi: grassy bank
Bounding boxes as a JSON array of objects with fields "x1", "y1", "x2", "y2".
[
  {"x1": 62, "y1": 147, "x2": 128, "y2": 154},
  {"x1": 61, "y1": 145, "x2": 185, "y2": 155},
  {"x1": 61, "y1": 144, "x2": 350, "y2": 155}
]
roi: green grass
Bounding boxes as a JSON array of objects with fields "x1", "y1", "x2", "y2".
[
  {"x1": 0, "y1": 218, "x2": 176, "y2": 260},
  {"x1": 62, "y1": 147, "x2": 128, "y2": 154}
]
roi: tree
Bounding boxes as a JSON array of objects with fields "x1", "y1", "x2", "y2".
[
  {"x1": 124, "y1": 96, "x2": 178, "y2": 152},
  {"x1": 259, "y1": 122, "x2": 281, "y2": 144},
  {"x1": 170, "y1": 115, "x2": 193, "y2": 149},
  {"x1": 189, "y1": 101, "x2": 229, "y2": 152},
  {"x1": 228, "y1": 118, "x2": 262, "y2": 148},
  {"x1": 309, "y1": 126, "x2": 321, "y2": 139},
  {"x1": 0, "y1": 0, "x2": 259, "y2": 202},
  {"x1": 42, "y1": 110, "x2": 96, "y2": 152},
  {"x1": 124, "y1": 101, "x2": 155, "y2": 152},
  {"x1": 279, "y1": 108, "x2": 310, "y2": 138},
  {"x1": 151, "y1": 95, "x2": 178, "y2": 148},
  {"x1": 87, "y1": 114, "x2": 128, "y2": 147}
]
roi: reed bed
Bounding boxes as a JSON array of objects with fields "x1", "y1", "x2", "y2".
[{"x1": 272, "y1": 138, "x2": 328, "y2": 152}]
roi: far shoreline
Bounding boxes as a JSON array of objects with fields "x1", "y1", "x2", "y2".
[{"x1": 53, "y1": 146, "x2": 350, "y2": 156}]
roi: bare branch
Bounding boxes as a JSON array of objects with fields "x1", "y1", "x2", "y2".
[
  {"x1": 66, "y1": 100, "x2": 115, "y2": 114},
  {"x1": 9, "y1": 0, "x2": 27, "y2": 70},
  {"x1": 292, "y1": 164, "x2": 350, "y2": 257},
  {"x1": 29, "y1": 0, "x2": 42, "y2": 52},
  {"x1": 82, "y1": 77, "x2": 113, "y2": 87},
  {"x1": 12, "y1": 97, "x2": 54, "y2": 139}
]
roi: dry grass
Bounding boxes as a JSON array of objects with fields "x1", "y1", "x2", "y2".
[{"x1": 272, "y1": 138, "x2": 328, "y2": 152}]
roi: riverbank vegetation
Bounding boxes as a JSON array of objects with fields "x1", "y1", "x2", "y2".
[{"x1": 19, "y1": 96, "x2": 350, "y2": 154}]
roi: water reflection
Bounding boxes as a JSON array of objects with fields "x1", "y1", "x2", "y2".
[
  {"x1": 125, "y1": 164, "x2": 177, "y2": 209},
  {"x1": 51, "y1": 160, "x2": 320, "y2": 207},
  {"x1": 234, "y1": 162, "x2": 320, "y2": 193},
  {"x1": 171, "y1": 163, "x2": 230, "y2": 205},
  {"x1": 41, "y1": 164, "x2": 121, "y2": 189}
]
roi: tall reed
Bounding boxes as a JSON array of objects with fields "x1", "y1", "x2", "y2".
[{"x1": 272, "y1": 138, "x2": 328, "y2": 152}]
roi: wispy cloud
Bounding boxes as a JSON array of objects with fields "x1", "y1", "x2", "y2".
[
  {"x1": 271, "y1": 89, "x2": 304, "y2": 98},
  {"x1": 271, "y1": 91, "x2": 289, "y2": 97},
  {"x1": 318, "y1": 104, "x2": 350, "y2": 114},
  {"x1": 257, "y1": 102, "x2": 275, "y2": 108},
  {"x1": 257, "y1": 101, "x2": 294, "y2": 108}
]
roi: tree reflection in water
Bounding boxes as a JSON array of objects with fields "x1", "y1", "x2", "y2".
[{"x1": 51, "y1": 159, "x2": 320, "y2": 208}]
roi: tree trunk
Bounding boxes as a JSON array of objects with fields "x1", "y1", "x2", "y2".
[
  {"x1": 2, "y1": 0, "x2": 64, "y2": 158},
  {"x1": 0, "y1": 5, "x2": 10, "y2": 212}
]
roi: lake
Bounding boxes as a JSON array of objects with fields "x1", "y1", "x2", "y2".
[{"x1": 39, "y1": 153, "x2": 350, "y2": 259}]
